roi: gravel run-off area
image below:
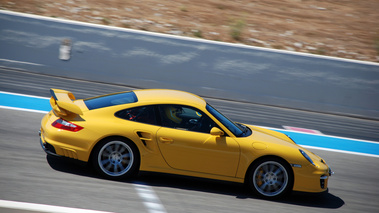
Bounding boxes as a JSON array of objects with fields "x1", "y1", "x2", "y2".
[{"x1": 1, "y1": 0, "x2": 379, "y2": 63}]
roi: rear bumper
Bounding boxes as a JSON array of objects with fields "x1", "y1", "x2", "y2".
[
  {"x1": 39, "y1": 130, "x2": 87, "y2": 166},
  {"x1": 39, "y1": 130, "x2": 60, "y2": 157}
]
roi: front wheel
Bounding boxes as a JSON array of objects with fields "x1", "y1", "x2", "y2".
[
  {"x1": 92, "y1": 138, "x2": 139, "y2": 180},
  {"x1": 248, "y1": 158, "x2": 293, "y2": 199}
]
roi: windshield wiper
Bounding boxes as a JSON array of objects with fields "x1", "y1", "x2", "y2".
[{"x1": 236, "y1": 123, "x2": 248, "y2": 137}]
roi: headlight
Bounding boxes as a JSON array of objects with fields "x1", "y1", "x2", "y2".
[{"x1": 299, "y1": 149, "x2": 315, "y2": 166}]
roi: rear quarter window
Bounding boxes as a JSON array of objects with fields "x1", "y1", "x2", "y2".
[
  {"x1": 85, "y1": 92, "x2": 138, "y2": 110},
  {"x1": 115, "y1": 105, "x2": 157, "y2": 125}
]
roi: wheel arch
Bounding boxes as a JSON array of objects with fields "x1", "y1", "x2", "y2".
[
  {"x1": 244, "y1": 155, "x2": 294, "y2": 186},
  {"x1": 88, "y1": 135, "x2": 141, "y2": 165}
]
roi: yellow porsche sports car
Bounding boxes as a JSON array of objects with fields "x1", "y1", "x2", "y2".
[{"x1": 40, "y1": 88, "x2": 333, "y2": 199}]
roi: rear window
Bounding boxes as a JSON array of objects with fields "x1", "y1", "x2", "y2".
[{"x1": 84, "y1": 92, "x2": 138, "y2": 110}]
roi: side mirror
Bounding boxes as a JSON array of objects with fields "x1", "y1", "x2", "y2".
[{"x1": 210, "y1": 127, "x2": 224, "y2": 136}]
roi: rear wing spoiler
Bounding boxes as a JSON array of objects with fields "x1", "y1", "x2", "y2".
[{"x1": 50, "y1": 88, "x2": 83, "y2": 117}]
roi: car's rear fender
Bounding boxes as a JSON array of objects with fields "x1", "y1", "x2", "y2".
[
  {"x1": 88, "y1": 136, "x2": 139, "y2": 164},
  {"x1": 87, "y1": 134, "x2": 171, "y2": 172}
]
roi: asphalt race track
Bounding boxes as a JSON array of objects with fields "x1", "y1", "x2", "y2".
[
  {"x1": 1, "y1": 68, "x2": 379, "y2": 213},
  {"x1": 1, "y1": 68, "x2": 379, "y2": 142}
]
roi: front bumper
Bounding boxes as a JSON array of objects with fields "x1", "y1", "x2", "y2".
[
  {"x1": 320, "y1": 168, "x2": 334, "y2": 189},
  {"x1": 292, "y1": 164, "x2": 333, "y2": 193},
  {"x1": 329, "y1": 167, "x2": 334, "y2": 176}
]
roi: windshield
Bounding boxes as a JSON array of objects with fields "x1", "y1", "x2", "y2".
[{"x1": 206, "y1": 104, "x2": 245, "y2": 137}]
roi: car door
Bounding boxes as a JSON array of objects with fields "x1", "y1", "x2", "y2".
[{"x1": 156, "y1": 105, "x2": 240, "y2": 177}]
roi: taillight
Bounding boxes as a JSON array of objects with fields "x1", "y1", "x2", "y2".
[{"x1": 52, "y1": 119, "x2": 83, "y2": 132}]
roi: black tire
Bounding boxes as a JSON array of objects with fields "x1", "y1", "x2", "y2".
[
  {"x1": 92, "y1": 138, "x2": 140, "y2": 180},
  {"x1": 247, "y1": 157, "x2": 293, "y2": 199}
]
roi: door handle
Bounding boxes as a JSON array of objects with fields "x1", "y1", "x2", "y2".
[{"x1": 159, "y1": 137, "x2": 174, "y2": 144}]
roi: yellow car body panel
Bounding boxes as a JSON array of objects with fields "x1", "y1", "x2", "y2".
[
  {"x1": 156, "y1": 127, "x2": 240, "y2": 177},
  {"x1": 40, "y1": 88, "x2": 332, "y2": 193}
]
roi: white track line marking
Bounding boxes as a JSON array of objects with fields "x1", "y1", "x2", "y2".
[
  {"x1": 0, "y1": 199, "x2": 114, "y2": 213},
  {"x1": 301, "y1": 145, "x2": 379, "y2": 158},
  {"x1": 0, "y1": 105, "x2": 48, "y2": 113},
  {"x1": 133, "y1": 183, "x2": 167, "y2": 213},
  {"x1": 0, "y1": 58, "x2": 44, "y2": 66},
  {"x1": 0, "y1": 91, "x2": 50, "y2": 99},
  {"x1": 257, "y1": 125, "x2": 379, "y2": 144}
]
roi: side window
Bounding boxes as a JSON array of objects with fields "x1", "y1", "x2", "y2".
[
  {"x1": 158, "y1": 105, "x2": 217, "y2": 133},
  {"x1": 115, "y1": 106, "x2": 157, "y2": 125}
]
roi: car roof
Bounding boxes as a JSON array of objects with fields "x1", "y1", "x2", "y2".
[{"x1": 133, "y1": 89, "x2": 206, "y2": 107}]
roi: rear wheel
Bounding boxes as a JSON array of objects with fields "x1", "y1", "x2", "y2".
[
  {"x1": 248, "y1": 157, "x2": 293, "y2": 199},
  {"x1": 92, "y1": 138, "x2": 139, "y2": 180}
]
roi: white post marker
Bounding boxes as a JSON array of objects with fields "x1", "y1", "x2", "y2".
[{"x1": 59, "y1": 39, "x2": 72, "y2": 61}]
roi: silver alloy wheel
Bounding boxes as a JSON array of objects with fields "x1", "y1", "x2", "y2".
[
  {"x1": 252, "y1": 161, "x2": 289, "y2": 197},
  {"x1": 98, "y1": 141, "x2": 134, "y2": 177}
]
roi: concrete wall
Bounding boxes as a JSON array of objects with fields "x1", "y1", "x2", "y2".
[{"x1": 1, "y1": 10, "x2": 379, "y2": 119}]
